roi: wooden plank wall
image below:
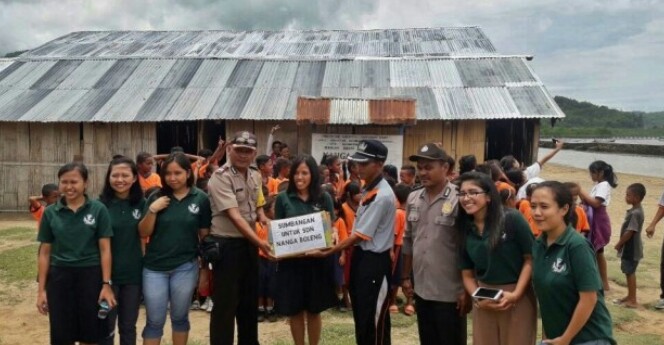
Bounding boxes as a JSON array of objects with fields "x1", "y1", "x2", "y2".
[
  {"x1": 223, "y1": 120, "x2": 487, "y2": 166},
  {"x1": 0, "y1": 122, "x2": 156, "y2": 211}
]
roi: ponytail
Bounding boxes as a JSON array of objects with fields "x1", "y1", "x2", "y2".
[{"x1": 589, "y1": 160, "x2": 617, "y2": 188}]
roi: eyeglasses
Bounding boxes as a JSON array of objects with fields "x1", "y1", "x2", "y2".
[
  {"x1": 458, "y1": 191, "x2": 487, "y2": 198},
  {"x1": 233, "y1": 137, "x2": 257, "y2": 146}
]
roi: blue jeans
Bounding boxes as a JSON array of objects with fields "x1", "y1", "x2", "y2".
[{"x1": 142, "y1": 260, "x2": 198, "y2": 339}]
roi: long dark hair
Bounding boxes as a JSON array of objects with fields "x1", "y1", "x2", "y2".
[
  {"x1": 287, "y1": 155, "x2": 322, "y2": 203},
  {"x1": 100, "y1": 156, "x2": 144, "y2": 206},
  {"x1": 589, "y1": 160, "x2": 618, "y2": 188},
  {"x1": 457, "y1": 172, "x2": 504, "y2": 250},
  {"x1": 532, "y1": 181, "x2": 574, "y2": 226},
  {"x1": 159, "y1": 153, "x2": 195, "y2": 197}
]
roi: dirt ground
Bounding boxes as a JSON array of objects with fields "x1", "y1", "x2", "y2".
[{"x1": 1, "y1": 163, "x2": 664, "y2": 344}]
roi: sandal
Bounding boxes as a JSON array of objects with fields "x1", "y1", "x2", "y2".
[
  {"x1": 403, "y1": 304, "x2": 415, "y2": 316},
  {"x1": 389, "y1": 304, "x2": 399, "y2": 314}
]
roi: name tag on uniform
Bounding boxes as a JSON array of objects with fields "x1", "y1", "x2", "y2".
[{"x1": 235, "y1": 188, "x2": 244, "y2": 192}]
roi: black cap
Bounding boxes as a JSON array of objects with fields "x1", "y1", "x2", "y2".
[
  {"x1": 409, "y1": 143, "x2": 448, "y2": 162},
  {"x1": 230, "y1": 131, "x2": 257, "y2": 149},
  {"x1": 349, "y1": 140, "x2": 388, "y2": 163}
]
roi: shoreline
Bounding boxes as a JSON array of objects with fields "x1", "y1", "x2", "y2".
[{"x1": 539, "y1": 140, "x2": 664, "y2": 157}]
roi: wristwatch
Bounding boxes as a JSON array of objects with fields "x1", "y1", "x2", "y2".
[{"x1": 103, "y1": 280, "x2": 113, "y2": 286}]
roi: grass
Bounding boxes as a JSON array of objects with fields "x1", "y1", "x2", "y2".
[
  {"x1": 0, "y1": 243, "x2": 38, "y2": 284},
  {"x1": 1, "y1": 223, "x2": 663, "y2": 344},
  {"x1": 0, "y1": 227, "x2": 36, "y2": 243}
]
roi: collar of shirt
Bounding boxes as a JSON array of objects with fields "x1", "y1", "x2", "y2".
[
  {"x1": 54, "y1": 195, "x2": 92, "y2": 212},
  {"x1": 418, "y1": 181, "x2": 453, "y2": 205},
  {"x1": 362, "y1": 175, "x2": 383, "y2": 193},
  {"x1": 536, "y1": 225, "x2": 575, "y2": 250}
]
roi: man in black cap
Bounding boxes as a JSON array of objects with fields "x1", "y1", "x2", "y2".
[
  {"x1": 315, "y1": 139, "x2": 396, "y2": 345},
  {"x1": 401, "y1": 143, "x2": 471, "y2": 345},
  {"x1": 207, "y1": 131, "x2": 272, "y2": 345}
]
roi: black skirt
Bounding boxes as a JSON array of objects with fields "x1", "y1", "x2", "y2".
[{"x1": 275, "y1": 256, "x2": 338, "y2": 316}]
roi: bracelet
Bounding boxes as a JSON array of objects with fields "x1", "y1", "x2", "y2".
[{"x1": 149, "y1": 207, "x2": 158, "y2": 214}]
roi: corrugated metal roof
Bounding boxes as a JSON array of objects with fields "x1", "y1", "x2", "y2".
[
  {"x1": 20, "y1": 28, "x2": 497, "y2": 60},
  {"x1": 0, "y1": 56, "x2": 564, "y2": 122},
  {"x1": 0, "y1": 27, "x2": 563, "y2": 123}
]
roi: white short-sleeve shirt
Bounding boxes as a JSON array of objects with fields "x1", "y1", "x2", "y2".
[
  {"x1": 658, "y1": 190, "x2": 664, "y2": 207},
  {"x1": 524, "y1": 162, "x2": 541, "y2": 181},
  {"x1": 590, "y1": 181, "x2": 612, "y2": 206}
]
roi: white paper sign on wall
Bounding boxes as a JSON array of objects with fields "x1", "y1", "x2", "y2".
[{"x1": 311, "y1": 133, "x2": 404, "y2": 167}]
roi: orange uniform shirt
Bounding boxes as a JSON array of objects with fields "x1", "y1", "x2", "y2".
[
  {"x1": 256, "y1": 223, "x2": 270, "y2": 258},
  {"x1": 575, "y1": 205, "x2": 590, "y2": 233},
  {"x1": 394, "y1": 208, "x2": 406, "y2": 246},
  {"x1": 341, "y1": 202, "x2": 356, "y2": 236},
  {"x1": 518, "y1": 199, "x2": 541, "y2": 237},
  {"x1": 334, "y1": 218, "x2": 348, "y2": 243},
  {"x1": 30, "y1": 204, "x2": 45, "y2": 228},
  {"x1": 268, "y1": 177, "x2": 288, "y2": 196},
  {"x1": 139, "y1": 173, "x2": 162, "y2": 192}
]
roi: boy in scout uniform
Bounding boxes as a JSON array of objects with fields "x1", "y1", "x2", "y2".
[
  {"x1": 401, "y1": 143, "x2": 470, "y2": 345},
  {"x1": 316, "y1": 140, "x2": 396, "y2": 345},
  {"x1": 207, "y1": 131, "x2": 272, "y2": 345}
]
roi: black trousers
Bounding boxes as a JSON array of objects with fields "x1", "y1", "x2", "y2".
[
  {"x1": 349, "y1": 248, "x2": 391, "y2": 345},
  {"x1": 100, "y1": 284, "x2": 141, "y2": 345},
  {"x1": 414, "y1": 295, "x2": 467, "y2": 345},
  {"x1": 210, "y1": 237, "x2": 260, "y2": 345}
]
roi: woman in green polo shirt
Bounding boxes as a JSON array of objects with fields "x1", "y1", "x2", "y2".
[
  {"x1": 99, "y1": 156, "x2": 145, "y2": 345},
  {"x1": 457, "y1": 172, "x2": 537, "y2": 345},
  {"x1": 530, "y1": 181, "x2": 615, "y2": 345},
  {"x1": 138, "y1": 153, "x2": 211, "y2": 345},
  {"x1": 274, "y1": 155, "x2": 337, "y2": 345},
  {"x1": 37, "y1": 162, "x2": 116, "y2": 345}
]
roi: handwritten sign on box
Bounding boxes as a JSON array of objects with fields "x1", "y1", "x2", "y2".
[{"x1": 269, "y1": 211, "x2": 332, "y2": 258}]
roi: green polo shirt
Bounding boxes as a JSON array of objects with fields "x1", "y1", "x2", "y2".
[
  {"x1": 459, "y1": 209, "x2": 534, "y2": 284},
  {"x1": 533, "y1": 226, "x2": 615, "y2": 345},
  {"x1": 143, "y1": 187, "x2": 211, "y2": 271},
  {"x1": 105, "y1": 197, "x2": 146, "y2": 285},
  {"x1": 275, "y1": 191, "x2": 335, "y2": 223},
  {"x1": 37, "y1": 197, "x2": 113, "y2": 267}
]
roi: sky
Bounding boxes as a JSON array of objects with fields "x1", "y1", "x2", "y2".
[{"x1": 0, "y1": 0, "x2": 662, "y2": 112}]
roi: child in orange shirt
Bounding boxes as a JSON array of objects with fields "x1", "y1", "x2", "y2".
[
  {"x1": 564, "y1": 182, "x2": 591, "y2": 234},
  {"x1": 28, "y1": 184, "x2": 59, "y2": 227},
  {"x1": 257, "y1": 197, "x2": 278, "y2": 322},
  {"x1": 518, "y1": 183, "x2": 541, "y2": 237},
  {"x1": 339, "y1": 181, "x2": 362, "y2": 311},
  {"x1": 268, "y1": 158, "x2": 290, "y2": 196},
  {"x1": 389, "y1": 184, "x2": 412, "y2": 314}
]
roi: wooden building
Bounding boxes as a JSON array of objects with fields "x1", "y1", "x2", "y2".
[{"x1": 0, "y1": 28, "x2": 563, "y2": 211}]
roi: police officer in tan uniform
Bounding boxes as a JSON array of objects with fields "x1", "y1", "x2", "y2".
[
  {"x1": 402, "y1": 143, "x2": 471, "y2": 345},
  {"x1": 207, "y1": 131, "x2": 272, "y2": 345}
]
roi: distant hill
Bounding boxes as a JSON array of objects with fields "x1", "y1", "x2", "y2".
[{"x1": 544, "y1": 96, "x2": 664, "y2": 137}]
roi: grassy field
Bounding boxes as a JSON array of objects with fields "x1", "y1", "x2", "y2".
[{"x1": 2, "y1": 163, "x2": 664, "y2": 344}]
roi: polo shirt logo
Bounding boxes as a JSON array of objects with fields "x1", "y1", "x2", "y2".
[
  {"x1": 188, "y1": 204, "x2": 200, "y2": 214},
  {"x1": 552, "y1": 258, "x2": 567, "y2": 273},
  {"x1": 83, "y1": 214, "x2": 96, "y2": 226},
  {"x1": 132, "y1": 209, "x2": 142, "y2": 220}
]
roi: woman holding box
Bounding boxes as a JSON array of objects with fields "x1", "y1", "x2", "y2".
[{"x1": 274, "y1": 155, "x2": 337, "y2": 345}]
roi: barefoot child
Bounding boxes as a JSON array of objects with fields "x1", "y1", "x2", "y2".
[
  {"x1": 579, "y1": 160, "x2": 618, "y2": 291},
  {"x1": 614, "y1": 183, "x2": 646, "y2": 308}
]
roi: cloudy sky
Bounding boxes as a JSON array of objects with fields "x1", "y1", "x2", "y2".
[{"x1": 1, "y1": 0, "x2": 662, "y2": 111}]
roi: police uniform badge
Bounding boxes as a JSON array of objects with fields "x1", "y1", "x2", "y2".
[{"x1": 442, "y1": 202, "x2": 453, "y2": 215}]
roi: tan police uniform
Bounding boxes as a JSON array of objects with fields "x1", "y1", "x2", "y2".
[{"x1": 206, "y1": 131, "x2": 265, "y2": 345}]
